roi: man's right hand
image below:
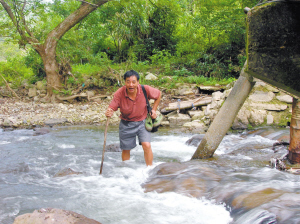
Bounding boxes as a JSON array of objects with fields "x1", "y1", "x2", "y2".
[{"x1": 105, "y1": 107, "x2": 114, "y2": 117}]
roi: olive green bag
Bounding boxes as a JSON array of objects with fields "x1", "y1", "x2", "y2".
[{"x1": 141, "y1": 85, "x2": 163, "y2": 132}]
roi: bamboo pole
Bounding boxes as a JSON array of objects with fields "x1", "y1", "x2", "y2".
[{"x1": 100, "y1": 117, "x2": 110, "y2": 175}]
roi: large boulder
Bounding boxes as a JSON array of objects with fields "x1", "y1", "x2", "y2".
[{"x1": 13, "y1": 208, "x2": 102, "y2": 224}]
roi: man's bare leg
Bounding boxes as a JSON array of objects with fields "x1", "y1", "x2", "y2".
[
  {"x1": 122, "y1": 150, "x2": 130, "y2": 161},
  {"x1": 141, "y1": 142, "x2": 153, "y2": 166}
]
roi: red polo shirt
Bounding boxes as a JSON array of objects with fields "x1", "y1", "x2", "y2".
[{"x1": 109, "y1": 84, "x2": 161, "y2": 121}]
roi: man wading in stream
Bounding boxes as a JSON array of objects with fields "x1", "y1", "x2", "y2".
[{"x1": 105, "y1": 70, "x2": 162, "y2": 166}]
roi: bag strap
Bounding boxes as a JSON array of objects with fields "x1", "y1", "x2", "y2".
[{"x1": 141, "y1": 85, "x2": 152, "y2": 114}]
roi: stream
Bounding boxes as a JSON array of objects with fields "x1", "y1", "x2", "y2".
[{"x1": 0, "y1": 125, "x2": 299, "y2": 224}]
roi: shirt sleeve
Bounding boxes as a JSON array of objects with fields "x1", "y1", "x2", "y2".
[
  {"x1": 144, "y1": 85, "x2": 161, "y2": 100},
  {"x1": 108, "y1": 87, "x2": 123, "y2": 111}
]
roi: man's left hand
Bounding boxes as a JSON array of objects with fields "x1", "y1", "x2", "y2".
[{"x1": 150, "y1": 109, "x2": 157, "y2": 119}]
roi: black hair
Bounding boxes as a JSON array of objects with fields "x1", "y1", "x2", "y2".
[{"x1": 124, "y1": 70, "x2": 139, "y2": 81}]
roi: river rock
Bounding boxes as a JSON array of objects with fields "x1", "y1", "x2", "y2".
[
  {"x1": 53, "y1": 168, "x2": 83, "y2": 177},
  {"x1": 249, "y1": 103, "x2": 288, "y2": 111},
  {"x1": 145, "y1": 73, "x2": 158, "y2": 80},
  {"x1": 174, "y1": 84, "x2": 195, "y2": 96},
  {"x1": 276, "y1": 94, "x2": 293, "y2": 103},
  {"x1": 231, "y1": 188, "x2": 285, "y2": 209},
  {"x1": 168, "y1": 113, "x2": 191, "y2": 127},
  {"x1": 231, "y1": 120, "x2": 248, "y2": 130},
  {"x1": 105, "y1": 143, "x2": 121, "y2": 152},
  {"x1": 188, "y1": 110, "x2": 204, "y2": 120},
  {"x1": 235, "y1": 108, "x2": 251, "y2": 125},
  {"x1": 2, "y1": 118, "x2": 13, "y2": 127},
  {"x1": 249, "y1": 110, "x2": 267, "y2": 125},
  {"x1": 36, "y1": 81, "x2": 46, "y2": 90},
  {"x1": 143, "y1": 161, "x2": 220, "y2": 198},
  {"x1": 185, "y1": 134, "x2": 205, "y2": 147},
  {"x1": 183, "y1": 120, "x2": 205, "y2": 129},
  {"x1": 44, "y1": 118, "x2": 68, "y2": 126},
  {"x1": 210, "y1": 100, "x2": 223, "y2": 110},
  {"x1": 267, "y1": 114, "x2": 274, "y2": 125},
  {"x1": 28, "y1": 87, "x2": 37, "y2": 98},
  {"x1": 33, "y1": 127, "x2": 51, "y2": 136},
  {"x1": 86, "y1": 90, "x2": 95, "y2": 98},
  {"x1": 249, "y1": 91, "x2": 275, "y2": 102},
  {"x1": 212, "y1": 91, "x2": 224, "y2": 101},
  {"x1": 13, "y1": 208, "x2": 102, "y2": 224},
  {"x1": 161, "y1": 120, "x2": 170, "y2": 126},
  {"x1": 223, "y1": 88, "x2": 232, "y2": 98}
]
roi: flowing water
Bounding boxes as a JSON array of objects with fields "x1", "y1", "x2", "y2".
[{"x1": 0, "y1": 125, "x2": 299, "y2": 224}]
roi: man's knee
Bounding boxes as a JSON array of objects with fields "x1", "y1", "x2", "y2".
[{"x1": 141, "y1": 142, "x2": 151, "y2": 151}]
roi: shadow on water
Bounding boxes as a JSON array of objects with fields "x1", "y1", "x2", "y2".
[{"x1": 0, "y1": 125, "x2": 299, "y2": 224}]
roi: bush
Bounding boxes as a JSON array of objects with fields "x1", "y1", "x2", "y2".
[
  {"x1": 0, "y1": 56, "x2": 34, "y2": 88},
  {"x1": 24, "y1": 49, "x2": 46, "y2": 80}
]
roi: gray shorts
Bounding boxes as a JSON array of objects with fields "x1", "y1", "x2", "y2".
[{"x1": 119, "y1": 119, "x2": 151, "y2": 150}]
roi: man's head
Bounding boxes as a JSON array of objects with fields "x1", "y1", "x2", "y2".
[
  {"x1": 124, "y1": 70, "x2": 140, "y2": 81},
  {"x1": 124, "y1": 70, "x2": 139, "y2": 95}
]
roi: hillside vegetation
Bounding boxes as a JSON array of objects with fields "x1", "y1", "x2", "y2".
[{"x1": 0, "y1": 0, "x2": 260, "y2": 94}]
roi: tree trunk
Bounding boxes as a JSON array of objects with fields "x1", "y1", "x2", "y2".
[
  {"x1": 43, "y1": 55, "x2": 61, "y2": 96},
  {"x1": 33, "y1": 42, "x2": 61, "y2": 97},
  {"x1": 0, "y1": 0, "x2": 109, "y2": 97}
]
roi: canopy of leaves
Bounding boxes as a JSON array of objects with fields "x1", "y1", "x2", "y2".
[{"x1": 0, "y1": 0, "x2": 260, "y2": 87}]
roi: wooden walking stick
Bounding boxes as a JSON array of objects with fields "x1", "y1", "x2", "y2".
[{"x1": 100, "y1": 117, "x2": 110, "y2": 175}]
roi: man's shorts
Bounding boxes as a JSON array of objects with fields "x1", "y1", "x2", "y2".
[{"x1": 119, "y1": 119, "x2": 151, "y2": 150}]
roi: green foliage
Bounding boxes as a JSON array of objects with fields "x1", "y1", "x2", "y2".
[
  {"x1": 0, "y1": 0, "x2": 261, "y2": 91},
  {"x1": 0, "y1": 55, "x2": 34, "y2": 87},
  {"x1": 72, "y1": 64, "x2": 104, "y2": 76},
  {"x1": 24, "y1": 48, "x2": 45, "y2": 80}
]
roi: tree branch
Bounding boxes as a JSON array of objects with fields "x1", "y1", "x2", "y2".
[
  {"x1": 0, "y1": 0, "x2": 39, "y2": 45},
  {"x1": 46, "y1": 0, "x2": 110, "y2": 44},
  {"x1": 0, "y1": 74, "x2": 21, "y2": 99}
]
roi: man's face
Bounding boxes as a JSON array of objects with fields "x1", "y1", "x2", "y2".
[{"x1": 125, "y1": 75, "x2": 139, "y2": 94}]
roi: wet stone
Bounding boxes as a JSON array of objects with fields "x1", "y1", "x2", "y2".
[
  {"x1": 53, "y1": 168, "x2": 83, "y2": 177},
  {"x1": 13, "y1": 208, "x2": 102, "y2": 224},
  {"x1": 231, "y1": 188, "x2": 286, "y2": 210},
  {"x1": 105, "y1": 143, "x2": 121, "y2": 152}
]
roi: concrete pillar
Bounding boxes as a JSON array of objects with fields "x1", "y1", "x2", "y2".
[
  {"x1": 191, "y1": 62, "x2": 255, "y2": 159},
  {"x1": 288, "y1": 98, "x2": 300, "y2": 164}
]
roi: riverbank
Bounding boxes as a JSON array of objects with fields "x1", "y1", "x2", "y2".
[
  {"x1": 0, "y1": 78, "x2": 294, "y2": 131},
  {"x1": 0, "y1": 97, "x2": 116, "y2": 129}
]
